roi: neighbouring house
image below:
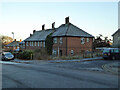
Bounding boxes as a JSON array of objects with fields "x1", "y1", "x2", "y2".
[
  {"x1": 4, "y1": 39, "x2": 19, "y2": 52},
  {"x1": 112, "y1": 29, "x2": 120, "y2": 48},
  {"x1": 52, "y1": 17, "x2": 94, "y2": 56},
  {"x1": 19, "y1": 40, "x2": 25, "y2": 52},
  {"x1": 24, "y1": 23, "x2": 55, "y2": 50}
]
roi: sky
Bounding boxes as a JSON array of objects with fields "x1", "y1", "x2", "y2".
[{"x1": 0, "y1": 0, "x2": 118, "y2": 41}]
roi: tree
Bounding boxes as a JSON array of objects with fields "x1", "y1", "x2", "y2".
[
  {"x1": 45, "y1": 33, "x2": 53, "y2": 55},
  {"x1": 93, "y1": 34, "x2": 111, "y2": 49},
  {"x1": 1, "y1": 35, "x2": 13, "y2": 48}
]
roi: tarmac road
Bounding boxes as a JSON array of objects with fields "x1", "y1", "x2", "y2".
[{"x1": 2, "y1": 59, "x2": 119, "y2": 88}]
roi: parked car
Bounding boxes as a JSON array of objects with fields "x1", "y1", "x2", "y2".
[
  {"x1": 2, "y1": 52, "x2": 14, "y2": 61},
  {"x1": 103, "y1": 48, "x2": 120, "y2": 60}
]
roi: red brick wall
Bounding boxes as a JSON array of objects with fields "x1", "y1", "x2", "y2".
[{"x1": 53, "y1": 36, "x2": 93, "y2": 56}]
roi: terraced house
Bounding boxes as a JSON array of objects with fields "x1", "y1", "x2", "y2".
[
  {"x1": 52, "y1": 17, "x2": 94, "y2": 56},
  {"x1": 24, "y1": 17, "x2": 94, "y2": 56},
  {"x1": 24, "y1": 23, "x2": 55, "y2": 50}
]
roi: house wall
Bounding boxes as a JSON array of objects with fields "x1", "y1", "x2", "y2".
[
  {"x1": 52, "y1": 36, "x2": 93, "y2": 56},
  {"x1": 113, "y1": 31, "x2": 120, "y2": 48}
]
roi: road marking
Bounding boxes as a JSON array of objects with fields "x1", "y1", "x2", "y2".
[
  {"x1": 0, "y1": 61, "x2": 19, "y2": 64},
  {"x1": 102, "y1": 64, "x2": 118, "y2": 75}
]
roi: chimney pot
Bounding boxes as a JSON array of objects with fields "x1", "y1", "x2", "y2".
[
  {"x1": 30, "y1": 33, "x2": 32, "y2": 36},
  {"x1": 65, "y1": 16, "x2": 69, "y2": 24},
  {"x1": 42, "y1": 24, "x2": 45, "y2": 30}
]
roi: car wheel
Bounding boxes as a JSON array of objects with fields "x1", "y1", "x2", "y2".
[{"x1": 112, "y1": 56, "x2": 116, "y2": 60}]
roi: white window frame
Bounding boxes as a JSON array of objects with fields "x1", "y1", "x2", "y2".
[
  {"x1": 40, "y1": 41, "x2": 42, "y2": 48},
  {"x1": 35, "y1": 42, "x2": 36, "y2": 46},
  {"x1": 26, "y1": 42, "x2": 28, "y2": 46},
  {"x1": 43, "y1": 41, "x2": 45, "y2": 47},
  {"x1": 81, "y1": 38, "x2": 85, "y2": 44},
  {"x1": 30, "y1": 42, "x2": 31, "y2": 46},
  {"x1": 53, "y1": 37, "x2": 57, "y2": 44},
  {"x1": 71, "y1": 50, "x2": 74, "y2": 55},
  {"x1": 53, "y1": 49, "x2": 57, "y2": 55},
  {"x1": 32, "y1": 42, "x2": 33, "y2": 46},
  {"x1": 60, "y1": 37, "x2": 63, "y2": 44},
  {"x1": 38, "y1": 41, "x2": 39, "y2": 46},
  {"x1": 87, "y1": 38, "x2": 89, "y2": 42}
]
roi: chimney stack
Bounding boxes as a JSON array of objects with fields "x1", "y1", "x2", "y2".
[
  {"x1": 42, "y1": 24, "x2": 45, "y2": 30},
  {"x1": 33, "y1": 30, "x2": 36, "y2": 33},
  {"x1": 52, "y1": 22, "x2": 55, "y2": 29},
  {"x1": 65, "y1": 16, "x2": 69, "y2": 24}
]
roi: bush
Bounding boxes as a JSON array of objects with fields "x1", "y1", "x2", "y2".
[
  {"x1": 33, "y1": 48, "x2": 50, "y2": 60},
  {"x1": 18, "y1": 50, "x2": 33, "y2": 60}
]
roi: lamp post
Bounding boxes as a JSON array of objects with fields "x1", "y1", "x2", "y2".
[
  {"x1": 12, "y1": 32, "x2": 14, "y2": 52},
  {"x1": 12, "y1": 32, "x2": 14, "y2": 40}
]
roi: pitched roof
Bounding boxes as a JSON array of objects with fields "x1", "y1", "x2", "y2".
[
  {"x1": 24, "y1": 29, "x2": 54, "y2": 41},
  {"x1": 112, "y1": 29, "x2": 120, "y2": 36},
  {"x1": 6, "y1": 41, "x2": 19, "y2": 47},
  {"x1": 52, "y1": 23, "x2": 94, "y2": 38}
]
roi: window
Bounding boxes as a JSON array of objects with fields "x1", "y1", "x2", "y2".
[
  {"x1": 71, "y1": 50, "x2": 74, "y2": 55},
  {"x1": 53, "y1": 49, "x2": 57, "y2": 55},
  {"x1": 35, "y1": 42, "x2": 36, "y2": 46},
  {"x1": 30, "y1": 42, "x2": 31, "y2": 46},
  {"x1": 53, "y1": 38, "x2": 57, "y2": 44},
  {"x1": 93, "y1": 38, "x2": 95, "y2": 42},
  {"x1": 38, "y1": 42, "x2": 39, "y2": 46},
  {"x1": 32, "y1": 42, "x2": 33, "y2": 46},
  {"x1": 60, "y1": 37, "x2": 63, "y2": 44},
  {"x1": 40, "y1": 41, "x2": 42, "y2": 48},
  {"x1": 26, "y1": 42, "x2": 28, "y2": 46},
  {"x1": 43, "y1": 41, "x2": 45, "y2": 47},
  {"x1": 87, "y1": 38, "x2": 89, "y2": 42},
  {"x1": 81, "y1": 38, "x2": 85, "y2": 44}
]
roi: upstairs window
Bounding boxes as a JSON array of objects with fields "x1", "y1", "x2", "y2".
[
  {"x1": 53, "y1": 38, "x2": 57, "y2": 44},
  {"x1": 87, "y1": 38, "x2": 89, "y2": 42},
  {"x1": 43, "y1": 41, "x2": 45, "y2": 47},
  {"x1": 38, "y1": 42, "x2": 39, "y2": 46},
  {"x1": 26, "y1": 42, "x2": 28, "y2": 46},
  {"x1": 40, "y1": 41, "x2": 42, "y2": 48},
  {"x1": 60, "y1": 37, "x2": 63, "y2": 44},
  {"x1": 32, "y1": 42, "x2": 33, "y2": 46},
  {"x1": 30, "y1": 42, "x2": 31, "y2": 46},
  {"x1": 35, "y1": 42, "x2": 36, "y2": 46},
  {"x1": 81, "y1": 38, "x2": 85, "y2": 44}
]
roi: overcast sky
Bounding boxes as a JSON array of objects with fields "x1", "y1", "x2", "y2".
[{"x1": 0, "y1": 0, "x2": 118, "y2": 41}]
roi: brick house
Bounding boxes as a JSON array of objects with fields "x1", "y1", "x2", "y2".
[
  {"x1": 112, "y1": 29, "x2": 120, "y2": 48},
  {"x1": 24, "y1": 23, "x2": 55, "y2": 50},
  {"x1": 4, "y1": 39, "x2": 19, "y2": 52},
  {"x1": 19, "y1": 40, "x2": 25, "y2": 51},
  {"x1": 52, "y1": 17, "x2": 94, "y2": 56}
]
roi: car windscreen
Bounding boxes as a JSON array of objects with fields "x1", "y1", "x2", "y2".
[
  {"x1": 5, "y1": 53, "x2": 12, "y2": 56},
  {"x1": 103, "y1": 49, "x2": 110, "y2": 53},
  {"x1": 114, "y1": 49, "x2": 119, "y2": 53}
]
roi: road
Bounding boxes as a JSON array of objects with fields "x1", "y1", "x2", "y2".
[{"x1": 2, "y1": 58, "x2": 119, "y2": 88}]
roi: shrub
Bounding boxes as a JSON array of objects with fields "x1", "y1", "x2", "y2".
[{"x1": 18, "y1": 50, "x2": 33, "y2": 60}]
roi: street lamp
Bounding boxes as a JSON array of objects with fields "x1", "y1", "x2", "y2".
[{"x1": 12, "y1": 32, "x2": 14, "y2": 40}]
